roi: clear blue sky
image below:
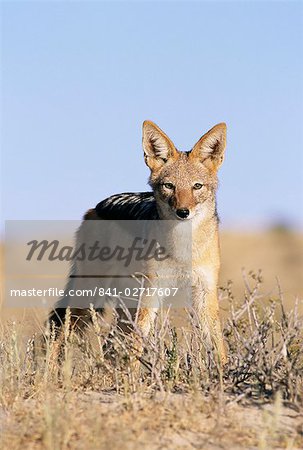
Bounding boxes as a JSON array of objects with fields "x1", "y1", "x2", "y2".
[{"x1": 2, "y1": 1, "x2": 303, "y2": 230}]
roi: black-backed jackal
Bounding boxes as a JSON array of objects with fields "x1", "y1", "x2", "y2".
[{"x1": 49, "y1": 121, "x2": 227, "y2": 364}]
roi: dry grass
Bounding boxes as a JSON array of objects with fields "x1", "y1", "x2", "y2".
[{"x1": 1, "y1": 231, "x2": 303, "y2": 449}]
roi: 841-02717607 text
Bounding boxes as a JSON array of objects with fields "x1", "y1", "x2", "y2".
[{"x1": 9, "y1": 287, "x2": 179, "y2": 298}]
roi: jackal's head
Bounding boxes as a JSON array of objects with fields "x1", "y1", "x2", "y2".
[{"x1": 142, "y1": 121, "x2": 227, "y2": 222}]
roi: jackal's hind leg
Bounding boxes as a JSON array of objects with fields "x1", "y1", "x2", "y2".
[
  {"x1": 128, "y1": 306, "x2": 158, "y2": 371},
  {"x1": 44, "y1": 307, "x2": 104, "y2": 360}
]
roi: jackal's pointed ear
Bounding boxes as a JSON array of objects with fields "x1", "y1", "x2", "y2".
[
  {"x1": 142, "y1": 121, "x2": 177, "y2": 171},
  {"x1": 190, "y1": 123, "x2": 227, "y2": 171}
]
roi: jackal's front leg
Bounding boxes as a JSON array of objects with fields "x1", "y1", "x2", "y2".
[
  {"x1": 192, "y1": 287, "x2": 226, "y2": 366},
  {"x1": 206, "y1": 293, "x2": 226, "y2": 365}
]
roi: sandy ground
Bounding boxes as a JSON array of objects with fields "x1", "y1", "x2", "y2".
[
  {"x1": 1, "y1": 391, "x2": 302, "y2": 450},
  {"x1": 1, "y1": 230, "x2": 302, "y2": 449}
]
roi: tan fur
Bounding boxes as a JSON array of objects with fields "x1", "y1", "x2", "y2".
[
  {"x1": 141, "y1": 121, "x2": 227, "y2": 364},
  {"x1": 49, "y1": 121, "x2": 227, "y2": 366}
]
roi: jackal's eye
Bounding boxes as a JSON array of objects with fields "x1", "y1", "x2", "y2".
[
  {"x1": 163, "y1": 182, "x2": 174, "y2": 190},
  {"x1": 193, "y1": 183, "x2": 203, "y2": 190}
]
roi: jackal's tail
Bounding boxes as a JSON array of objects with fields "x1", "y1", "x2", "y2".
[{"x1": 48, "y1": 307, "x2": 69, "y2": 329}]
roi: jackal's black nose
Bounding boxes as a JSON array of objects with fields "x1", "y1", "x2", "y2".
[{"x1": 176, "y1": 208, "x2": 190, "y2": 219}]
